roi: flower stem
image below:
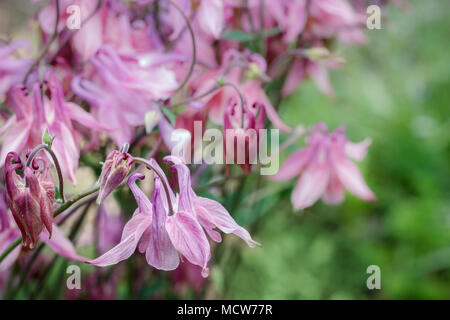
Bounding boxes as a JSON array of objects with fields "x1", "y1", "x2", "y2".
[
  {"x1": 167, "y1": 0, "x2": 197, "y2": 94},
  {"x1": 26, "y1": 143, "x2": 66, "y2": 203},
  {"x1": 23, "y1": 0, "x2": 60, "y2": 84},
  {"x1": 133, "y1": 157, "x2": 175, "y2": 216}
]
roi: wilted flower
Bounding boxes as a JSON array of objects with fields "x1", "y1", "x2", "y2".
[
  {"x1": 97, "y1": 149, "x2": 134, "y2": 204},
  {"x1": 5, "y1": 152, "x2": 54, "y2": 248},
  {"x1": 271, "y1": 124, "x2": 376, "y2": 210}
]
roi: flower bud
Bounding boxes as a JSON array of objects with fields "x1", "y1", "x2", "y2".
[
  {"x1": 97, "y1": 150, "x2": 134, "y2": 204},
  {"x1": 5, "y1": 152, "x2": 55, "y2": 248}
]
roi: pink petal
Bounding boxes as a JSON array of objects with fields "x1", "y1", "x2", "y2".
[
  {"x1": 194, "y1": 197, "x2": 260, "y2": 248},
  {"x1": 128, "y1": 173, "x2": 153, "y2": 215},
  {"x1": 65, "y1": 102, "x2": 110, "y2": 131},
  {"x1": 270, "y1": 148, "x2": 310, "y2": 181},
  {"x1": 281, "y1": 59, "x2": 305, "y2": 97},
  {"x1": 146, "y1": 179, "x2": 179, "y2": 271},
  {"x1": 334, "y1": 157, "x2": 376, "y2": 202},
  {"x1": 345, "y1": 138, "x2": 372, "y2": 161},
  {"x1": 307, "y1": 62, "x2": 335, "y2": 98},
  {"x1": 50, "y1": 123, "x2": 79, "y2": 183},
  {"x1": 0, "y1": 120, "x2": 31, "y2": 166},
  {"x1": 87, "y1": 213, "x2": 152, "y2": 267},
  {"x1": 166, "y1": 211, "x2": 211, "y2": 278},
  {"x1": 40, "y1": 225, "x2": 87, "y2": 262},
  {"x1": 291, "y1": 163, "x2": 330, "y2": 210},
  {"x1": 197, "y1": 0, "x2": 224, "y2": 39},
  {"x1": 322, "y1": 171, "x2": 345, "y2": 204}
]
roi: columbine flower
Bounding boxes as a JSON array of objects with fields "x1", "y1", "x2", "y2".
[
  {"x1": 196, "y1": 0, "x2": 225, "y2": 39},
  {"x1": 271, "y1": 124, "x2": 376, "y2": 210},
  {"x1": 88, "y1": 156, "x2": 258, "y2": 277},
  {"x1": 189, "y1": 49, "x2": 291, "y2": 132},
  {"x1": 5, "y1": 152, "x2": 54, "y2": 248},
  {"x1": 0, "y1": 72, "x2": 108, "y2": 182},
  {"x1": 223, "y1": 101, "x2": 266, "y2": 174},
  {"x1": 97, "y1": 149, "x2": 134, "y2": 204}
]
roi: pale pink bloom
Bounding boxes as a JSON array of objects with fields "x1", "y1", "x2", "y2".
[
  {"x1": 189, "y1": 49, "x2": 291, "y2": 132},
  {"x1": 271, "y1": 124, "x2": 376, "y2": 210},
  {"x1": 309, "y1": 0, "x2": 366, "y2": 44},
  {"x1": 88, "y1": 156, "x2": 258, "y2": 277},
  {"x1": 282, "y1": 58, "x2": 335, "y2": 97},
  {"x1": 0, "y1": 41, "x2": 32, "y2": 97},
  {"x1": 0, "y1": 72, "x2": 107, "y2": 182},
  {"x1": 223, "y1": 101, "x2": 266, "y2": 174},
  {"x1": 72, "y1": 45, "x2": 182, "y2": 147}
]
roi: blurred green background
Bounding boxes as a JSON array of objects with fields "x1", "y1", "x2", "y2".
[{"x1": 219, "y1": 0, "x2": 450, "y2": 299}]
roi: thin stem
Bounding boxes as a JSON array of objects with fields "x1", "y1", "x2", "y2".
[
  {"x1": 26, "y1": 144, "x2": 65, "y2": 203},
  {"x1": 167, "y1": 0, "x2": 197, "y2": 94},
  {"x1": 133, "y1": 157, "x2": 175, "y2": 216},
  {"x1": 23, "y1": 0, "x2": 60, "y2": 84},
  {"x1": 169, "y1": 84, "x2": 220, "y2": 108}
]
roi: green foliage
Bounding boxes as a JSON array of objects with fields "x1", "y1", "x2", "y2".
[{"x1": 225, "y1": 0, "x2": 450, "y2": 299}]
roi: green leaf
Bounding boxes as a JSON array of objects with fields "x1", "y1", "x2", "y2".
[{"x1": 222, "y1": 30, "x2": 256, "y2": 42}]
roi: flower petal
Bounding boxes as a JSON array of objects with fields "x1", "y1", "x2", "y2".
[
  {"x1": 334, "y1": 157, "x2": 376, "y2": 202},
  {"x1": 291, "y1": 163, "x2": 330, "y2": 210},
  {"x1": 166, "y1": 211, "x2": 211, "y2": 278},
  {"x1": 87, "y1": 213, "x2": 151, "y2": 267},
  {"x1": 146, "y1": 179, "x2": 179, "y2": 271}
]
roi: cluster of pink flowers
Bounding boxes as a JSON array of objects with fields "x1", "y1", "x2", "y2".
[{"x1": 0, "y1": 0, "x2": 390, "y2": 297}]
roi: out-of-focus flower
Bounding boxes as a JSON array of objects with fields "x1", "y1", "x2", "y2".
[
  {"x1": 0, "y1": 72, "x2": 108, "y2": 182},
  {"x1": 5, "y1": 152, "x2": 54, "y2": 248},
  {"x1": 97, "y1": 149, "x2": 134, "y2": 204},
  {"x1": 223, "y1": 101, "x2": 266, "y2": 174},
  {"x1": 0, "y1": 41, "x2": 32, "y2": 99},
  {"x1": 88, "y1": 156, "x2": 257, "y2": 277},
  {"x1": 72, "y1": 45, "x2": 181, "y2": 147},
  {"x1": 189, "y1": 49, "x2": 291, "y2": 132},
  {"x1": 271, "y1": 124, "x2": 376, "y2": 210}
]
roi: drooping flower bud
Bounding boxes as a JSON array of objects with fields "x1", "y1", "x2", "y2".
[
  {"x1": 5, "y1": 152, "x2": 55, "y2": 248},
  {"x1": 97, "y1": 148, "x2": 134, "y2": 204}
]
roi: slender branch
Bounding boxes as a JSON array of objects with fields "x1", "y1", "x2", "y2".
[
  {"x1": 169, "y1": 84, "x2": 220, "y2": 108},
  {"x1": 167, "y1": 0, "x2": 197, "y2": 94},
  {"x1": 26, "y1": 144, "x2": 65, "y2": 203},
  {"x1": 23, "y1": 0, "x2": 60, "y2": 84},
  {"x1": 133, "y1": 157, "x2": 175, "y2": 216}
]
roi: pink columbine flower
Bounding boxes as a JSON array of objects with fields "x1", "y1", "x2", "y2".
[
  {"x1": 0, "y1": 72, "x2": 108, "y2": 182},
  {"x1": 189, "y1": 49, "x2": 291, "y2": 132},
  {"x1": 271, "y1": 124, "x2": 376, "y2": 210},
  {"x1": 5, "y1": 152, "x2": 54, "y2": 248},
  {"x1": 97, "y1": 149, "x2": 134, "y2": 204},
  {"x1": 223, "y1": 101, "x2": 266, "y2": 174},
  {"x1": 87, "y1": 156, "x2": 258, "y2": 277}
]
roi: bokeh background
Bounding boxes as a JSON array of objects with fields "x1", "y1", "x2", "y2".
[
  {"x1": 223, "y1": 0, "x2": 450, "y2": 299},
  {"x1": 1, "y1": 0, "x2": 449, "y2": 299}
]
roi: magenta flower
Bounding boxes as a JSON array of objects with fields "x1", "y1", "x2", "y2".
[
  {"x1": 88, "y1": 156, "x2": 258, "y2": 277},
  {"x1": 223, "y1": 101, "x2": 266, "y2": 174},
  {"x1": 5, "y1": 152, "x2": 54, "y2": 248},
  {"x1": 97, "y1": 149, "x2": 134, "y2": 204},
  {"x1": 271, "y1": 124, "x2": 376, "y2": 210},
  {"x1": 0, "y1": 72, "x2": 108, "y2": 182}
]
